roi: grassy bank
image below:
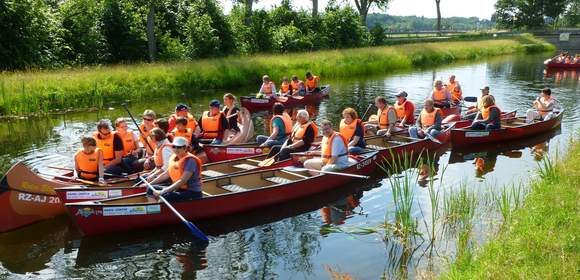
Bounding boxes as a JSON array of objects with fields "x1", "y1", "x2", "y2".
[
  {"x1": 442, "y1": 140, "x2": 580, "y2": 279},
  {"x1": 0, "y1": 34, "x2": 553, "y2": 117}
]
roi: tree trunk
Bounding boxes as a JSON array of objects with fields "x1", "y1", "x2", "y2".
[
  {"x1": 146, "y1": 1, "x2": 156, "y2": 62},
  {"x1": 244, "y1": 0, "x2": 253, "y2": 26},
  {"x1": 435, "y1": 0, "x2": 441, "y2": 36},
  {"x1": 361, "y1": 10, "x2": 368, "y2": 26},
  {"x1": 312, "y1": 0, "x2": 318, "y2": 17}
]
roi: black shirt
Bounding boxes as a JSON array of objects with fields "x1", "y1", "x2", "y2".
[{"x1": 223, "y1": 107, "x2": 241, "y2": 132}]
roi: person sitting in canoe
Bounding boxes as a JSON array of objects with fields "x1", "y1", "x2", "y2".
[
  {"x1": 171, "y1": 117, "x2": 195, "y2": 151},
  {"x1": 256, "y1": 75, "x2": 277, "y2": 99},
  {"x1": 279, "y1": 77, "x2": 291, "y2": 96},
  {"x1": 304, "y1": 120, "x2": 353, "y2": 174},
  {"x1": 154, "y1": 118, "x2": 173, "y2": 142},
  {"x1": 466, "y1": 86, "x2": 492, "y2": 120},
  {"x1": 140, "y1": 110, "x2": 157, "y2": 157},
  {"x1": 168, "y1": 103, "x2": 198, "y2": 132},
  {"x1": 470, "y1": 95, "x2": 501, "y2": 130},
  {"x1": 364, "y1": 96, "x2": 398, "y2": 137},
  {"x1": 143, "y1": 128, "x2": 174, "y2": 181},
  {"x1": 431, "y1": 79, "x2": 452, "y2": 108},
  {"x1": 73, "y1": 137, "x2": 105, "y2": 183},
  {"x1": 446, "y1": 75, "x2": 460, "y2": 95},
  {"x1": 267, "y1": 109, "x2": 318, "y2": 161},
  {"x1": 291, "y1": 75, "x2": 306, "y2": 96},
  {"x1": 147, "y1": 137, "x2": 203, "y2": 201},
  {"x1": 114, "y1": 118, "x2": 143, "y2": 172},
  {"x1": 526, "y1": 87, "x2": 555, "y2": 123},
  {"x1": 305, "y1": 72, "x2": 320, "y2": 94},
  {"x1": 340, "y1": 107, "x2": 366, "y2": 154},
  {"x1": 409, "y1": 99, "x2": 442, "y2": 139},
  {"x1": 198, "y1": 100, "x2": 229, "y2": 144},
  {"x1": 256, "y1": 103, "x2": 293, "y2": 148},
  {"x1": 93, "y1": 120, "x2": 125, "y2": 176},
  {"x1": 393, "y1": 91, "x2": 416, "y2": 127},
  {"x1": 451, "y1": 84, "x2": 463, "y2": 104},
  {"x1": 222, "y1": 93, "x2": 243, "y2": 142},
  {"x1": 574, "y1": 54, "x2": 580, "y2": 64}
]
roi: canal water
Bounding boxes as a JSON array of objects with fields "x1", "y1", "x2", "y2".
[{"x1": 0, "y1": 53, "x2": 578, "y2": 279}]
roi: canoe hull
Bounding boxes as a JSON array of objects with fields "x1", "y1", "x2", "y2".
[
  {"x1": 240, "y1": 86, "x2": 330, "y2": 112},
  {"x1": 203, "y1": 143, "x2": 267, "y2": 162},
  {"x1": 545, "y1": 61, "x2": 580, "y2": 69},
  {"x1": 55, "y1": 186, "x2": 147, "y2": 204}
]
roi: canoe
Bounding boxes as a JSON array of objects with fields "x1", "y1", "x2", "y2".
[
  {"x1": 0, "y1": 162, "x2": 135, "y2": 232},
  {"x1": 204, "y1": 136, "x2": 323, "y2": 162},
  {"x1": 240, "y1": 85, "x2": 330, "y2": 112},
  {"x1": 55, "y1": 154, "x2": 293, "y2": 204},
  {"x1": 452, "y1": 110, "x2": 518, "y2": 129},
  {"x1": 450, "y1": 110, "x2": 563, "y2": 148},
  {"x1": 64, "y1": 151, "x2": 379, "y2": 236},
  {"x1": 439, "y1": 106, "x2": 461, "y2": 118},
  {"x1": 544, "y1": 59, "x2": 580, "y2": 69}
]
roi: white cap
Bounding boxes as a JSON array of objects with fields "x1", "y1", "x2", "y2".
[{"x1": 172, "y1": 137, "x2": 189, "y2": 147}]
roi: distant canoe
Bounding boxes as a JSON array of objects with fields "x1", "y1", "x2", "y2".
[
  {"x1": 240, "y1": 85, "x2": 330, "y2": 112},
  {"x1": 544, "y1": 59, "x2": 580, "y2": 69}
]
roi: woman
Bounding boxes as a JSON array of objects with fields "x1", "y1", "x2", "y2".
[
  {"x1": 339, "y1": 108, "x2": 366, "y2": 154},
  {"x1": 470, "y1": 95, "x2": 501, "y2": 130},
  {"x1": 256, "y1": 103, "x2": 292, "y2": 148}
]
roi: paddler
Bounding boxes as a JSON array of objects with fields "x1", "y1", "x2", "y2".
[
  {"x1": 339, "y1": 107, "x2": 366, "y2": 154},
  {"x1": 171, "y1": 117, "x2": 194, "y2": 150},
  {"x1": 143, "y1": 128, "x2": 174, "y2": 181},
  {"x1": 267, "y1": 109, "x2": 318, "y2": 161},
  {"x1": 364, "y1": 96, "x2": 398, "y2": 136},
  {"x1": 451, "y1": 84, "x2": 463, "y2": 104},
  {"x1": 466, "y1": 86, "x2": 492, "y2": 119},
  {"x1": 114, "y1": 118, "x2": 143, "y2": 173},
  {"x1": 223, "y1": 93, "x2": 241, "y2": 136},
  {"x1": 431, "y1": 79, "x2": 451, "y2": 108},
  {"x1": 291, "y1": 75, "x2": 306, "y2": 96},
  {"x1": 305, "y1": 72, "x2": 320, "y2": 94},
  {"x1": 279, "y1": 77, "x2": 291, "y2": 96},
  {"x1": 256, "y1": 103, "x2": 293, "y2": 148},
  {"x1": 526, "y1": 87, "x2": 555, "y2": 123},
  {"x1": 73, "y1": 137, "x2": 105, "y2": 183},
  {"x1": 93, "y1": 120, "x2": 124, "y2": 176},
  {"x1": 148, "y1": 137, "x2": 203, "y2": 201},
  {"x1": 198, "y1": 100, "x2": 229, "y2": 144},
  {"x1": 140, "y1": 110, "x2": 157, "y2": 156},
  {"x1": 409, "y1": 99, "x2": 442, "y2": 139},
  {"x1": 470, "y1": 95, "x2": 501, "y2": 130},
  {"x1": 168, "y1": 103, "x2": 198, "y2": 132},
  {"x1": 393, "y1": 91, "x2": 416, "y2": 127},
  {"x1": 446, "y1": 75, "x2": 460, "y2": 95},
  {"x1": 257, "y1": 75, "x2": 276, "y2": 99},
  {"x1": 304, "y1": 120, "x2": 353, "y2": 174}
]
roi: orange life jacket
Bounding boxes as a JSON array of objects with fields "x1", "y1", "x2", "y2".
[
  {"x1": 172, "y1": 128, "x2": 193, "y2": 142},
  {"x1": 305, "y1": 76, "x2": 319, "y2": 90},
  {"x1": 171, "y1": 113, "x2": 197, "y2": 131},
  {"x1": 481, "y1": 105, "x2": 501, "y2": 121},
  {"x1": 420, "y1": 108, "x2": 441, "y2": 129},
  {"x1": 168, "y1": 153, "x2": 202, "y2": 190},
  {"x1": 394, "y1": 100, "x2": 414, "y2": 121},
  {"x1": 291, "y1": 121, "x2": 318, "y2": 142},
  {"x1": 447, "y1": 81, "x2": 458, "y2": 93},
  {"x1": 339, "y1": 119, "x2": 362, "y2": 141},
  {"x1": 321, "y1": 132, "x2": 348, "y2": 164},
  {"x1": 154, "y1": 141, "x2": 173, "y2": 168},
  {"x1": 201, "y1": 111, "x2": 223, "y2": 139},
  {"x1": 291, "y1": 80, "x2": 303, "y2": 91},
  {"x1": 139, "y1": 124, "x2": 155, "y2": 155},
  {"x1": 452, "y1": 88, "x2": 463, "y2": 103},
  {"x1": 378, "y1": 106, "x2": 395, "y2": 129},
  {"x1": 262, "y1": 82, "x2": 275, "y2": 95},
  {"x1": 280, "y1": 82, "x2": 290, "y2": 94},
  {"x1": 116, "y1": 130, "x2": 137, "y2": 156},
  {"x1": 75, "y1": 148, "x2": 102, "y2": 179},
  {"x1": 271, "y1": 113, "x2": 293, "y2": 136},
  {"x1": 93, "y1": 132, "x2": 115, "y2": 164},
  {"x1": 432, "y1": 88, "x2": 448, "y2": 102}
]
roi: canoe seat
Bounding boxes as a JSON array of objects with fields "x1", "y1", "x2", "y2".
[
  {"x1": 220, "y1": 184, "x2": 248, "y2": 193},
  {"x1": 367, "y1": 144, "x2": 386, "y2": 150},
  {"x1": 264, "y1": 176, "x2": 294, "y2": 185},
  {"x1": 232, "y1": 163, "x2": 257, "y2": 170},
  {"x1": 202, "y1": 170, "x2": 226, "y2": 177}
]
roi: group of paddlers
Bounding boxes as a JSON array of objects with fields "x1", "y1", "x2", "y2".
[
  {"x1": 552, "y1": 52, "x2": 580, "y2": 64},
  {"x1": 256, "y1": 72, "x2": 321, "y2": 98},
  {"x1": 71, "y1": 74, "x2": 556, "y2": 202}
]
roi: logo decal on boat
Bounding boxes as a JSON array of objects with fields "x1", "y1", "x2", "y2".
[
  {"x1": 226, "y1": 147, "x2": 258, "y2": 154},
  {"x1": 76, "y1": 207, "x2": 95, "y2": 218},
  {"x1": 465, "y1": 131, "x2": 490, "y2": 138},
  {"x1": 103, "y1": 206, "x2": 148, "y2": 216},
  {"x1": 66, "y1": 191, "x2": 108, "y2": 200}
]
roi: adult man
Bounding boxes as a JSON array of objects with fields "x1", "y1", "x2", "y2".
[
  {"x1": 409, "y1": 99, "x2": 442, "y2": 139},
  {"x1": 431, "y1": 80, "x2": 451, "y2": 108},
  {"x1": 256, "y1": 103, "x2": 293, "y2": 148},
  {"x1": 393, "y1": 91, "x2": 416, "y2": 127},
  {"x1": 168, "y1": 103, "x2": 198, "y2": 132},
  {"x1": 267, "y1": 110, "x2": 318, "y2": 161},
  {"x1": 526, "y1": 88, "x2": 555, "y2": 123},
  {"x1": 198, "y1": 100, "x2": 229, "y2": 144},
  {"x1": 364, "y1": 96, "x2": 397, "y2": 136},
  {"x1": 304, "y1": 120, "x2": 352, "y2": 174}
]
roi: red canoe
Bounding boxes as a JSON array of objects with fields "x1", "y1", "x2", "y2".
[
  {"x1": 450, "y1": 110, "x2": 563, "y2": 148},
  {"x1": 65, "y1": 151, "x2": 379, "y2": 236},
  {"x1": 240, "y1": 85, "x2": 330, "y2": 112},
  {"x1": 544, "y1": 59, "x2": 580, "y2": 69}
]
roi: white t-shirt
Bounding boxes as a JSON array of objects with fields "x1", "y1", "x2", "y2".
[
  {"x1": 154, "y1": 139, "x2": 174, "y2": 171},
  {"x1": 330, "y1": 135, "x2": 349, "y2": 167}
]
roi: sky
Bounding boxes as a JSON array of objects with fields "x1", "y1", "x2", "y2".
[{"x1": 218, "y1": 0, "x2": 497, "y2": 20}]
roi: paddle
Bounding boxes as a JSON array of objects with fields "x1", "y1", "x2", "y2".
[
  {"x1": 47, "y1": 166, "x2": 133, "y2": 179},
  {"x1": 258, "y1": 150, "x2": 281, "y2": 167},
  {"x1": 283, "y1": 167, "x2": 370, "y2": 179},
  {"x1": 40, "y1": 172, "x2": 103, "y2": 186},
  {"x1": 463, "y1": 96, "x2": 478, "y2": 102},
  {"x1": 424, "y1": 131, "x2": 442, "y2": 144},
  {"x1": 122, "y1": 103, "x2": 156, "y2": 154},
  {"x1": 139, "y1": 177, "x2": 209, "y2": 242},
  {"x1": 361, "y1": 103, "x2": 374, "y2": 121}
]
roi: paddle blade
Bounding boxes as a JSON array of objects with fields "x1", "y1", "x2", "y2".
[
  {"x1": 186, "y1": 221, "x2": 209, "y2": 242},
  {"x1": 463, "y1": 96, "x2": 478, "y2": 102},
  {"x1": 258, "y1": 157, "x2": 275, "y2": 167}
]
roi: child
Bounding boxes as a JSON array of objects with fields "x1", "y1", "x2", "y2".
[
  {"x1": 171, "y1": 117, "x2": 194, "y2": 151},
  {"x1": 74, "y1": 137, "x2": 105, "y2": 183}
]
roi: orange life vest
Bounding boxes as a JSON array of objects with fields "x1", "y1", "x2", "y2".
[
  {"x1": 201, "y1": 111, "x2": 223, "y2": 139},
  {"x1": 280, "y1": 82, "x2": 290, "y2": 94},
  {"x1": 339, "y1": 119, "x2": 362, "y2": 141},
  {"x1": 154, "y1": 141, "x2": 173, "y2": 168},
  {"x1": 139, "y1": 124, "x2": 155, "y2": 155},
  {"x1": 452, "y1": 88, "x2": 463, "y2": 103},
  {"x1": 378, "y1": 106, "x2": 395, "y2": 129},
  {"x1": 291, "y1": 80, "x2": 303, "y2": 91},
  {"x1": 420, "y1": 108, "x2": 441, "y2": 129},
  {"x1": 432, "y1": 88, "x2": 448, "y2": 102},
  {"x1": 271, "y1": 113, "x2": 293, "y2": 136},
  {"x1": 481, "y1": 105, "x2": 501, "y2": 121},
  {"x1": 172, "y1": 128, "x2": 193, "y2": 142},
  {"x1": 75, "y1": 148, "x2": 102, "y2": 179},
  {"x1": 394, "y1": 100, "x2": 414, "y2": 121},
  {"x1": 321, "y1": 132, "x2": 348, "y2": 164},
  {"x1": 305, "y1": 76, "x2": 319, "y2": 90},
  {"x1": 171, "y1": 113, "x2": 197, "y2": 131},
  {"x1": 291, "y1": 121, "x2": 318, "y2": 142},
  {"x1": 168, "y1": 153, "x2": 202, "y2": 190},
  {"x1": 446, "y1": 81, "x2": 458, "y2": 93},
  {"x1": 93, "y1": 132, "x2": 115, "y2": 164},
  {"x1": 116, "y1": 130, "x2": 137, "y2": 156},
  {"x1": 262, "y1": 82, "x2": 275, "y2": 95}
]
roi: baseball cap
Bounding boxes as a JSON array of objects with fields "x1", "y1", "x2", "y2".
[
  {"x1": 480, "y1": 86, "x2": 490, "y2": 91},
  {"x1": 172, "y1": 137, "x2": 189, "y2": 147},
  {"x1": 175, "y1": 103, "x2": 190, "y2": 112},
  {"x1": 209, "y1": 100, "x2": 221, "y2": 108},
  {"x1": 395, "y1": 91, "x2": 408, "y2": 98}
]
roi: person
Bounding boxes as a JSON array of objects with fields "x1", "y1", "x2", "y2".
[
  {"x1": 267, "y1": 109, "x2": 318, "y2": 161},
  {"x1": 73, "y1": 137, "x2": 105, "y2": 183},
  {"x1": 223, "y1": 93, "x2": 241, "y2": 136},
  {"x1": 143, "y1": 128, "x2": 174, "y2": 181},
  {"x1": 574, "y1": 54, "x2": 580, "y2": 64},
  {"x1": 154, "y1": 118, "x2": 174, "y2": 142},
  {"x1": 290, "y1": 75, "x2": 306, "y2": 96},
  {"x1": 256, "y1": 103, "x2": 293, "y2": 148},
  {"x1": 364, "y1": 96, "x2": 397, "y2": 136},
  {"x1": 305, "y1": 72, "x2": 320, "y2": 94},
  {"x1": 446, "y1": 75, "x2": 460, "y2": 94},
  {"x1": 304, "y1": 120, "x2": 352, "y2": 174},
  {"x1": 393, "y1": 91, "x2": 416, "y2": 127},
  {"x1": 279, "y1": 77, "x2": 291, "y2": 96},
  {"x1": 409, "y1": 99, "x2": 442, "y2": 139},
  {"x1": 526, "y1": 88, "x2": 555, "y2": 123},
  {"x1": 431, "y1": 79, "x2": 451, "y2": 108},
  {"x1": 114, "y1": 118, "x2": 143, "y2": 173},
  {"x1": 198, "y1": 100, "x2": 229, "y2": 144},
  {"x1": 257, "y1": 75, "x2": 276, "y2": 99},
  {"x1": 93, "y1": 119, "x2": 125, "y2": 175},
  {"x1": 171, "y1": 117, "x2": 194, "y2": 148},
  {"x1": 168, "y1": 103, "x2": 198, "y2": 132},
  {"x1": 139, "y1": 110, "x2": 157, "y2": 156},
  {"x1": 466, "y1": 86, "x2": 492, "y2": 118},
  {"x1": 148, "y1": 137, "x2": 203, "y2": 201},
  {"x1": 339, "y1": 107, "x2": 366, "y2": 154},
  {"x1": 565, "y1": 55, "x2": 571, "y2": 64},
  {"x1": 470, "y1": 95, "x2": 501, "y2": 130},
  {"x1": 451, "y1": 84, "x2": 463, "y2": 104}
]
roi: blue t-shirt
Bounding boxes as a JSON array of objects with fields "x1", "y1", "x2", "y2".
[
  {"x1": 272, "y1": 117, "x2": 287, "y2": 142},
  {"x1": 183, "y1": 158, "x2": 202, "y2": 192}
]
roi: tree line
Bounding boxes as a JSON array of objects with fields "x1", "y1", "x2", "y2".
[
  {"x1": 366, "y1": 14, "x2": 495, "y2": 31},
  {"x1": 494, "y1": 0, "x2": 579, "y2": 29}
]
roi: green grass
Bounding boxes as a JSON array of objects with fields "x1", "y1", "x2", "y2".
[
  {"x1": 442, "y1": 140, "x2": 580, "y2": 280},
  {"x1": 0, "y1": 34, "x2": 553, "y2": 117}
]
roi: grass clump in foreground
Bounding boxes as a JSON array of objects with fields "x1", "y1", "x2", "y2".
[
  {"x1": 442, "y1": 140, "x2": 580, "y2": 280},
  {"x1": 0, "y1": 34, "x2": 553, "y2": 117}
]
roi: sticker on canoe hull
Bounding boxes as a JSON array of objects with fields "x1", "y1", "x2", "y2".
[
  {"x1": 465, "y1": 131, "x2": 490, "y2": 138},
  {"x1": 146, "y1": 205, "x2": 161, "y2": 214},
  {"x1": 66, "y1": 191, "x2": 108, "y2": 200},
  {"x1": 226, "y1": 147, "x2": 258, "y2": 154},
  {"x1": 103, "y1": 206, "x2": 147, "y2": 216},
  {"x1": 249, "y1": 99, "x2": 270, "y2": 104},
  {"x1": 108, "y1": 189, "x2": 123, "y2": 198}
]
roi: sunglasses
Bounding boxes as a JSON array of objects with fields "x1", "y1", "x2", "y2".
[
  {"x1": 173, "y1": 145, "x2": 186, "y2": 149},
  {"x1": 143, "y1": 118, "x2": 154, "y2": 121}
]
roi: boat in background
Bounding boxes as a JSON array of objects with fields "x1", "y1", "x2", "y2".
[{"x1": 240, "y1": 85, "x2": 330, "y2": 112}]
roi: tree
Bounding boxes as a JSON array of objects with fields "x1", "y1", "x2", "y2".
[
  {"x1": 435, "y1": 0, "x2": 441, "y2": 35},
  {"x1": 186, "y1": 0, "x2": 234, "y2": 58},
  {"x1": 312, "y1": 0, "x2": 318, "y2": 17},
  {"x1": 146, "y1": 0, "x2": 156, "y2": 61},
  {"x1": 353, "y1": 0, "x2": 391, "y2": 26},
  {"x1": 235, "y1": 0, "x2": 258, "y2": 25},
  {"x1": 100, "y1": 0, "x2": 148, "y2": 62},
  {"x1": 494, "y1": 0, "x2": 568, "y2": 29},
  {"x1": 59, "y1": 0, "x2": 106, "y2": 64}
]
